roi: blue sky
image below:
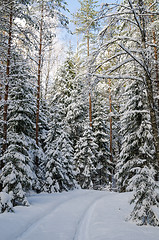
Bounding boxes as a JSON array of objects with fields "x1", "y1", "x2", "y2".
[
  {"x1": 65, "y1": 0, "x2": 119, "y2": 24},
  {"x1": 59, "y1": 0, "x2": 119, "y2": 50},
  {"x1": 66, "y1": 0, "x2": 80, "y2": 15},
  {"x1": 66, "y1": 0, "x2": 118, "y2": 15}
]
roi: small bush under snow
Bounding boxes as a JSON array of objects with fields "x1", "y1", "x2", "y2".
[{"x1": 0, "y1": 192, "x2": 13, "y2": 213}]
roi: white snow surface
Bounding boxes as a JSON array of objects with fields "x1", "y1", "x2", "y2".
[{"x1": 0, "y1": 190, "x2": 159, "y2": 240}]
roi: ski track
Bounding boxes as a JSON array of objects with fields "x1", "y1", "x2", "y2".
[
  {"x1": 73, "y1": 193, "x2": 117, "y2": 240},
  {"x1": 16, "y1": 190, "x2": 89, "y2": 240},
  {"x1": 73, "y1": 195, "x2": 108, "y2": 240},
  {"x1": 16, "y1": 190, "x2": 108, "y2": 240}
]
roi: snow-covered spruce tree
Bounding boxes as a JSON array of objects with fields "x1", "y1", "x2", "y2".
[
  {"x1": 0, "y1": 0, "x2": 36, "y2": 159},
  {"x1": 44, "y1": 95, "x2": 78, "y2": 193},
  {"x1": 97, "y1": 0, "x2": 159, "y2": 170},
  {"x1": 49, "y1": 53, "x2": 87, "y2": 146},
  {"x1": 74, "y1": 125, "x2": 98, "y2": 189},
  {"x1": 0, "y1": 66, "x2": 4, "y2": 159},
  {"x1": 92, "y1": 89, "x2": 112, "y2": 187},
  {"x1": 25, "y1": 1, "x2": 69, "y2": 188},
  {"x1": 127, "y1": 155, "x2": 159, "y2": 226},
  {"x1": 127, "y1": 109, "x2": 159, "y2": 226},
  {"x1": 115, "y1": 78, "x2": 159, "y2": 225},
  {"x1": 31, "y1": 0, "x2": 68, "y2": 155},
  {"x1": 0, "y1": 3, "x2": 6, "y2": 158},
  {"x1": 45, "y1": 130, "x2": 78, "y2": 193},
  {"x1": 44, "y1": 54, "x2": 81, "y2": 193},
  {"x1": 33, "y1": 98, "x2": 48, "y2": 193},
  {"x1": 63, "y1": 57, "x2": 87, "y2": 146},
  {"x1": 116, "y1": 79, "x2": 150, "y2": 191},
  {"x1": 0, "y1": 53, "x2": 37, "y2": 209}
]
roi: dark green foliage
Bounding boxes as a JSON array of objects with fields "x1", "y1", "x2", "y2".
[
  {"x1": 0, "y1": 54, "x2": 36, "y2": 207},
  {"x1": 74, "y1": 126, "x2": 98, "y2": 189},
  {"x1": 93, "y1": 92, "x2": 112, "y2": 187}
]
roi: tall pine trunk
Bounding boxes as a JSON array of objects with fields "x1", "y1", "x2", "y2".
[
  {"x1": 1, "y1": 4, "x2": 13, "y2": 167},
  {"x1": 87, "y1": 32, "x2": 92, "y2": 127},
  {"x1": 150, "y1": 0, "x2": 159, "y2": 112},
  {"x1": 0, "y1": 79, "x2": 2, "y2": 108},
  {"x1": 153, "y1": 32, "x2": 159, "y2": 111},
  {"x1": 35, "y1": 1, "x2": 43, "y2": 168},
  {"x1": 145, "y1": 73, "x2": 159, "y2": 170},
  {"x1": 44, "y1": 46, "x2": 51, "y2": 99},
  {"x1": 89, "y1": 92, "x2": 92, "y2": 127},
  {"x1": 108, "y1": 78, "x2": 113, "y2": 163},
  {"x1": 151, "y1": 18, "x2": 159, "y2": 112},
  {"x1": 108, "y1": 78, "x2": 113, "y2": 183}
]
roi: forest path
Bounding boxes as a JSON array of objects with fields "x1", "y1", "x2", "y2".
[
  {"x1": 1, "y1": 190, "x2": 159, "y2": 240},
  {"x1": 16, "y1": 190, "x2": 108, "y2": 240}
]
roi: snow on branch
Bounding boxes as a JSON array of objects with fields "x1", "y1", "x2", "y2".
[
  {"x1": 108, "y1": 58, "x2": 134, "y2": 74},
  {"x1": 95, "y1": 50, "x2": 142, "y2": 72},
  {"x1": 148, "y1": 0, "x2": 159, "y2": 10},
  {"x1": 100, "y1": 36, "x2": 142, "y2": 51},
  {"x1": 118, "y1": 43, "x2": 150, "y2": 76},
  {"x1": 89, "y1": 73, "x2": 143, "y2": 82},
  {"x1": 127, "y1": 0, "x2": 143, "y2": 35}
]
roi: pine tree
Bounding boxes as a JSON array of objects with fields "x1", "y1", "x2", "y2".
[
  {"x1": 0, "y1": 0, "x2": 35, "y2": 160},
  {"x1": 44, "y1": 54, "x2": 82, "y2": 193},
  {"x1": 33, "y1": 98, "x2": 48, "y2": 193},
  {"x1": 0, "y1": 53, "x2": 36, "y2": 209},
  {"x1": 74, "y1": 125, "x2": 98, "y2": 189},
  {"x1": 73, "y1": 0, "x2": 100, "y2": 127},
  {"x1": 116, "y1": 80, "x2": 152, "y2": 191},
  {"x1": 50, "y1": 53, "x2": 87, "y2": 145},
  {"x1": 127, "y1": 147, "x2": 159, "y2": 226},
  {"x1": 93, "y1": 90, "x2": 112, "y2": 187},
  {"x1": 115, "y1": 75, "x2": 159, "y2": 225},
  {"x1": 73, "y1": 0, "x2": 99, "y2": 57},
  {"x1": 29, "y1": 0, "x2": 69, "y2": 175},
  {"x1": 44, "y1": 95, "x2": 78, "y2": 192},
  {"x1": 63, "y1": 56, "x2": 87, "y2": 146},
  {"x1": 45, "y1": 130, "x2": 78, "y2": 193}
]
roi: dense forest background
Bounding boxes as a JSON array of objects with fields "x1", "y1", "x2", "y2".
[{"x1": 0, "y1": 0, "x2": 159, "y2": 226}]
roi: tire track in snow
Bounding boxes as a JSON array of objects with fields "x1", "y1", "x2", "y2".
[
  {"x1": 73, "y1": 195, "x2": 108, "y2": 240},
  {"x1": 16, "y1": 191, "x2": 108, "y2": 240},
  {"x1": 16, "y1": 190, "x2": 89, "y2": 240}
]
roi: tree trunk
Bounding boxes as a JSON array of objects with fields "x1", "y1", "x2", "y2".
[
  {"x1": 0, "y1": 78, "x2": 2, "y2": 108},
  {"x1": 87, "y1": 31, "x2": 90, "y2": 57},
  {"x1": 108, "y1": 78, "x2": 113, "y2": 183},
  {"x1": 153, "y1": 31, "x2": 159, "y2": 111},
  {"x1": 36, "y1": 1, "x2": 43, "y2": 167},
  {"x1": 151, "y1": 18, "x2": 159, "y2": 111},
  {"x1": 145, "y1": 73, "x2": 159, "y2": 169},
  {"x1": 1, "y1": 4, "x2": 13, "y2": 166},
  {"x1": 108, "y1": 78, "x2": 113, "y2": 163},
  {"x1": 87, "y1": 32, "x2": 92, "y2": 128},
  {"x1": 44, "y1": 45, "x2": 51, "y2": 99},
  {"x1": 89, "y1": 92, "x2": 92, "y2": 127}
]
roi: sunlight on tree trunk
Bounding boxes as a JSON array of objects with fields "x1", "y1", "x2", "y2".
[
  {"x1": 36, "y1": 0, "x2": 44, "y2": 168},
  {"x1": 2, "y1": 4, "x2": 13, "y2": 160}
]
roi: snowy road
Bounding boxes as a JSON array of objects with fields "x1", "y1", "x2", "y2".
[
  {"x1": 0, "y1": 190, "x2": 159, "y2": 240},
  {"x1": 17, "y1": 191, "x2": 106, "y2": 240}
]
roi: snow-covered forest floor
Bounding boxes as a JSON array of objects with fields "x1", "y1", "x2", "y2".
[{"x1": 0, "y1": 190, "x2": 159, "y2": 240}]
